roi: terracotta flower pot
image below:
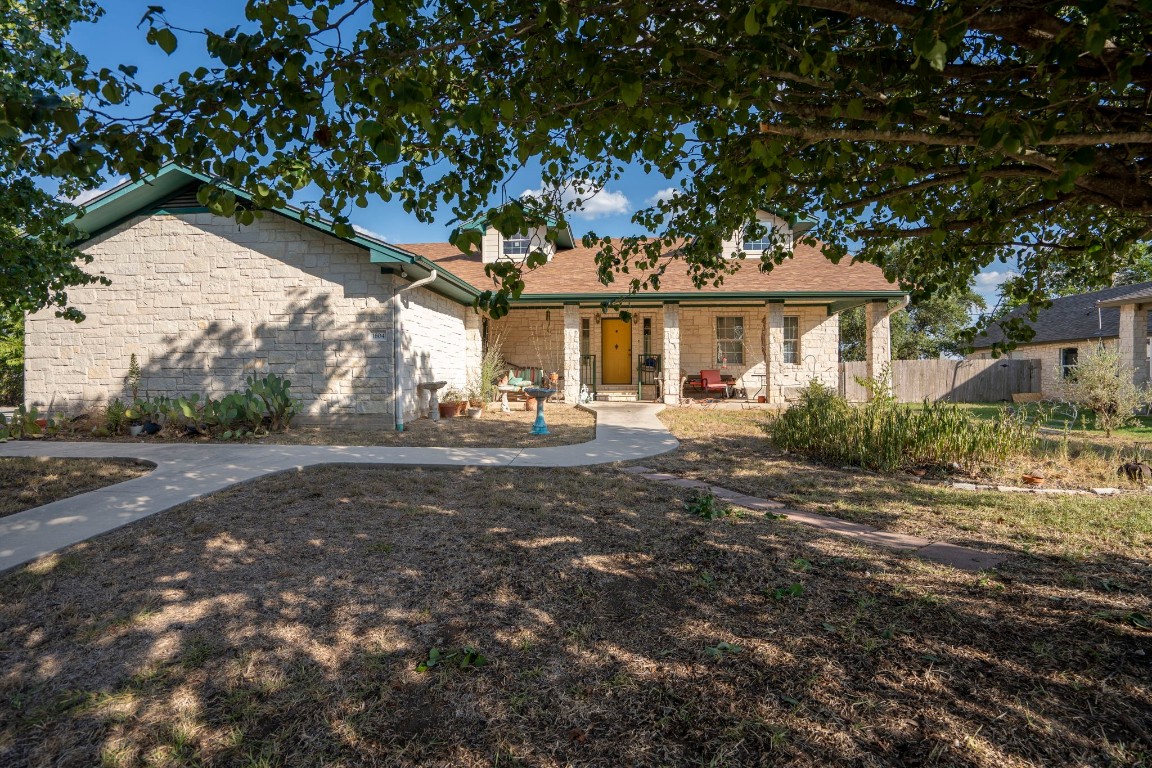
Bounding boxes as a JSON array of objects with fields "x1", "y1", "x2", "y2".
[{"x1": 439, "y1": 401, "x2": 467, "y2": 418}]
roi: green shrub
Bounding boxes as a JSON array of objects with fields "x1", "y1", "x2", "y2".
[
  {"x1": 768, "y1": 379, "x2": 1037, "y2": 473},
  {"x1": 1059, "y1": 346, "x2": 1152, "y2": 436},
  {"x1": 104, "y1": 399, "x2": 129, "y2": 434}
]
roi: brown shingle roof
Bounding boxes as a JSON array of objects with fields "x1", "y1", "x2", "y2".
[{"x1": 398, "y1": 240, "x2": 898, "y2": 298}]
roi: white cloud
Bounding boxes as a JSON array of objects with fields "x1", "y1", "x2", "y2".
[
  {"x1": 975, "y1": 269, "x2": 1017, "y2": 289},
  {"x1": 645, "y1": 187, "x2": 680, "y2": 206},
  {"x1": 352, "y1": 224, "x2": 390, "y2": 242},
  {"x1": 520, "y1": 180, "x2": 630, "y2": 220},
  {"x1": 65, "y1": 177, "x2": 127, "y2": 206}
]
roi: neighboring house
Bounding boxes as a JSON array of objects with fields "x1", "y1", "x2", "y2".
[
  {"x1": 970, "y1": 282, "x2": 1152, "y2": 396},
  {"x1": 25, "y1": 165, "x2": 906, "y2": 422}
]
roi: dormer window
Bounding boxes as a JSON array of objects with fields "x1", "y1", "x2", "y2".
[
  {"x1": 742, "y1": 225, "x2": 771, "y2": 253},
  {"x1": 503, "y1": 233, "x2": 532, "y2": 257}
]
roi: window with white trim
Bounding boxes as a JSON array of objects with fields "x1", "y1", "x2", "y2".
[
  {"x1": 1061, "y1": 347, "x2": 1078, "y2": 378},
  {"x1": 503, "y1": 233, "x2": 532, "y2": 257},
  {"x1": 742, "y1": 224, "x2": 772, "y2": 252},
  {"x1": 783, "y1": 316, "x2": 800, "y2": 364},
  {"x1": 716, "y1": 316, "x2": 745, "y2": 365}
]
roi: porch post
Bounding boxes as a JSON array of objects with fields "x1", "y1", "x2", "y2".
[
  {"x1": 662, "y1": 302, "x2": 680, "y2": 404},
  {"x1": 563, "y1": 304, "x2": 582, "y2": 403},
  {"x1": 765, "y1": 301, "x2": 784, "y2": 404},
  {"x1": 865, "y1": 300, "x2": 891, "y2": 396},
  {"x1": 1118, "y1": 303, "x2": 1150, "y2": 386}
]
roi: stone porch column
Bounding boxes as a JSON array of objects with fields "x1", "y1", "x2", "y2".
[
  {"x1": 865, "y1": 300, "x2": 892, "y2": 395},
  {"x1": 1118, "y1": 303, "x2": 1150, "y2": 386},
  {"x1": 765, "y1": 301, "x2": 784, "y2": 404},
  {"x1": 464, "y1": 311, "x2": 482, "y2": 375},
  {"x1": 563, "y1": 304, "x2": 582, "y2": 402},
  {"x1": 662, "y1": 303, "x2": 680, "y2": 404}
]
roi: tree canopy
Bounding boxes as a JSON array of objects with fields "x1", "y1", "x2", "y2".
[
  {"x1": 9, "y1": 1, "x2": 1152, "y2": 329},
  {"x1": 0, "y1": 0, "x2": 112, "y2": 320}
]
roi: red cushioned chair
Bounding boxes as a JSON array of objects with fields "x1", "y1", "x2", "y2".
[{"x1": 698, "y1": 369, "x2": 730, "y2": 398}]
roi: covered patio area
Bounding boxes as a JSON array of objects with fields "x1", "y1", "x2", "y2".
[{"x1": 488, "y1": 300, "x2": 897, "y2": 405}]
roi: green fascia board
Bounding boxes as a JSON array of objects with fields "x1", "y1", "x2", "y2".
[{"x1": 513, "y1": 290, "x2": 906, "y2": 304}]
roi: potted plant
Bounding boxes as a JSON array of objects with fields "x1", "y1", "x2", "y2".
[
  {"x1": 439, "y1": 387, "x2": 467, "y2": 418},
  {"x1": 464, "y1": 382, "x2": 484, "y2": 418}
]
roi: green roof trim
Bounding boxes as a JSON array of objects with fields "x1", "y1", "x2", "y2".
[
  {"x1": 512, "y1": 290, "x2": 905, "y2": 304},
  {"x1": 450, "y1": 200, "x2": 577, "y2": 249}
]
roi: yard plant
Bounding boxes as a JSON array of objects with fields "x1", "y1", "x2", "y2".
[
  {"x1": 769, "y1": 379, "x2": 1037, "y2": 472},
  {"x1": 1059, "y1": 346, "x2": 1152, "y2": 436}
]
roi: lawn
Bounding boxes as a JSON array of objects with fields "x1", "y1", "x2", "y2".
[
  {"x1": 1, "y1": 461, "x2": 1149, "y2": 766},
  {"x1": 42, "y1": 404, "x2": 597, "y2": 449},
  {"x1": 651, "y1": 408, "x2": 1152, "y2": 560},
  {"x1": 958, "y1": 401, "x2": 1152, "y2": 443},
  {"x1": 0, "y1": 457, "x2": 152, "y2": 518}
]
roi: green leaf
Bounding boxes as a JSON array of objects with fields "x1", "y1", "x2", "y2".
[
  {"x1": 620, "y1": 79, "x2": 643, "y2": 107},
  {"x1": 925, "y1": 39, "x2": 948, "y2": 71},
  {"x1": 153, "y1": 27, "x2": 178, "y2": 55}
]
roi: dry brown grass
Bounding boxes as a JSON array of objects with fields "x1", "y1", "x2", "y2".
[
  {"x1": 654, "y1": 408, "x2": 1152, "y2": 562},
  {"x1": 0, "y1": 457, "x2": 152, "y2": 518},
  {"x1": 47, "y1": 404, "x2": 596, "y2": 449},
  {"x1": 0, "y1": 465, "x2": 1149, "y2": 767}
]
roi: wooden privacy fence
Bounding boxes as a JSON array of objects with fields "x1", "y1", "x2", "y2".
[{"x1": 839, "y1": 358, "x2": 1040, "y2": 403}]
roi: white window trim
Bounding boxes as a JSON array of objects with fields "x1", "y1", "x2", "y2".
[{"x1": 783, "y1": 315, "x2": 800, "y2": 365}]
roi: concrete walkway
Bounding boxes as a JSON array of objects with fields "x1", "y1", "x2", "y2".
[{"x1": 0, "y1": 403, "x2": 677, "y2": 572}]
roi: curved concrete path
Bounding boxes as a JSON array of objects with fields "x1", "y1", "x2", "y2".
[{"x1": 0, "y1": 403, "x2": 677, "y2": 573}]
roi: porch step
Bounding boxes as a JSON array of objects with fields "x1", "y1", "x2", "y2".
[{"x1": 594, "y1": 391, "x2": 639, "y2": 402}]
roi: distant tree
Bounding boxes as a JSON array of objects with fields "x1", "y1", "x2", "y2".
[
  {"x1": 841, "y1": 287, "x2": 985, "y2": 362},
  {"x1": 0, "y1": 307, "x2": 23, "y2": 406},
  {"x1": 1113, "y1": 243, "x2": 1152, "y2": 287}
]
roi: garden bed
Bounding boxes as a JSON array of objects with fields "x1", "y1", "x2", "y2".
[
  {"x1": 1, "y1": 465, "x2": 1148, "y2": 766},
  {"x1": 31, "y1": 405, "x2": 596, "y2": 449}
]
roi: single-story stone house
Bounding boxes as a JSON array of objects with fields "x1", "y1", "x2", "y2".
[
  {"x1": 25, "y1": 165, "x2": 906, "y2": 424},
  {"x1": 970, "y1": 282, "x2": 1152, "y2": 396}
]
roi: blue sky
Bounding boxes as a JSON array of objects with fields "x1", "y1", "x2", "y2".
[
  {"x1": 71, "y1": 2, "x2": 1014, "y2": 305},
  {"x1": 70, "y1": 2, "x2": 673, "y2": 243}
]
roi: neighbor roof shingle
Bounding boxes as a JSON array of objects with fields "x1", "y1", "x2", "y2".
[
  {"x1": 973, "y1": 281, "x2": 1152, "y2": 348},
  {"x1": 397, "y1": 240, "x2": 897, "y2": 297}
]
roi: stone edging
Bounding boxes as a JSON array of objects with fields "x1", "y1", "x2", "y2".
[{"x1": 618, "y1": 466, "x2": 1004, "y2": 572}]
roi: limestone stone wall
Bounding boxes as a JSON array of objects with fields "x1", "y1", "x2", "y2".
[
  {"x1": 678, "y1": 305, "x2": 839, "y2": 397},
  {"x1": 398, "y1": 287, "x2": 472, "y2": 416},
  {"x1": 25, "y1": 211, "x2": 467, "y2": 419},
  {"x1": 491, "y1": 306, "x2": 665, "y2": 388}
]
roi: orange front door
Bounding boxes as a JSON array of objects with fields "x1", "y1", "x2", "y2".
[{"x1": 602, "y1": 319, "x2": 632, "y2": 384}]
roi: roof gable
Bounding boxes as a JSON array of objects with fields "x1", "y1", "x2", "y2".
[{"x1": 67, "y1": 164, "x2": 481, "y2": 304}]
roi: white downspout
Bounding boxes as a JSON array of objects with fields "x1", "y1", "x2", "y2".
[
  {"x1": 886, "y1": 295, "x2": 911, "y2": 317},
  {"x1": 392, "y1": 269, "x2": 438, "y2": 431}
]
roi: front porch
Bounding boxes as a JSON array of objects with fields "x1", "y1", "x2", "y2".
[{"x1": 488, "y1": 301, "x2": 894, "y2": 404}]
